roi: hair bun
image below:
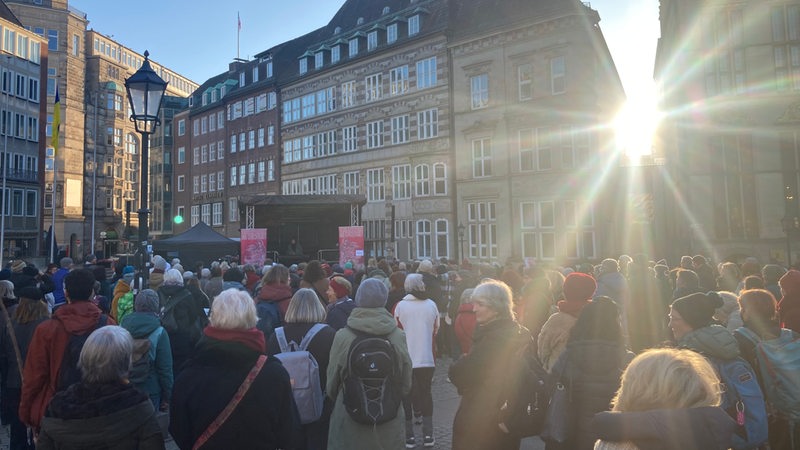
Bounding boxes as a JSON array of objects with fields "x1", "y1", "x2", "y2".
[{"x1": 706, "y1": 291, "x2": 724, "y2": 309}]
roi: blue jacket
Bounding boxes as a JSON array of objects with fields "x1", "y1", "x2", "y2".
[{"x1": 120, "y1": 312, "x2": 173, "y2": 406}]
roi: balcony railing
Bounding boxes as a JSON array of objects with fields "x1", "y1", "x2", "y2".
[{"x1": 0, "y1": 168, "x2": 38, "y2": 183}]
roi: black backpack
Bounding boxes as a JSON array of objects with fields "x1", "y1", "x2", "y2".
[
  {"x1": 341, "y1": 326, "x2": 403, "y2": 425},
  {"x1": 56, "y1": 314, "x2": 109, "y2": 391},
  {"x1": 499, "y1": 340, "x2": 550, "y2": 438}
]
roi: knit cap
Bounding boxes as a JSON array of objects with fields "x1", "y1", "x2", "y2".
[
  {"x1": 562, "y1": 272, "x2": 597, "y2": 303},
  {"x1": 355, "y1": 278, "x2": 388, "y2": 308},
  {"x1": 330, "y1": 275, "x2": 351, "y2": 299},
  {"x1": 134, "y1": 289, "x2": 161, "y2": 313},
  {"x1": 671, "y1": 291, "x2": 724, "y2": 330},
  {"x1": 10, "y1": 260, "x2": 26, "y2": 273},
  {"x1": 417, "y1": 259, "x2": 434, "y2": 275}
]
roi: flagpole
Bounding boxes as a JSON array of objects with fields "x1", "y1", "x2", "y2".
[{"x1": 237, "y1": 12, "x2": 241, "y2": 60}]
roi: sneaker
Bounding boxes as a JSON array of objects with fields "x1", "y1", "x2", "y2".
[
  {"x1": 405, "y1": 436, "x2": 416, "y2": 448},
  {"x1": 423, "y1": 435, "x2": 435, "y2": 447}
]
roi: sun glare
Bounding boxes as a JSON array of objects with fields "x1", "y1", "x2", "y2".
[{"x1": 614, "y1": 92, "x2": 661, "y2": 159}]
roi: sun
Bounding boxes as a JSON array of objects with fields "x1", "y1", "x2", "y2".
[{"x1": 614, "y1": 89, "x2": 662, "y2": 159}]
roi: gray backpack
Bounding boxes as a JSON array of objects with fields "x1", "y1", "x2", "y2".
[{"x1": 274, "y1": 324, "x2": 326, "y2": 424}]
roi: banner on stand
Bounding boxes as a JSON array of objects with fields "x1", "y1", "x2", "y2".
[
  {"x1": 338, "y1": 226, "x2": 364, "y2": 267},
  {"x1": 241, "y1": 228, "x2": 268, "y2": 266}
]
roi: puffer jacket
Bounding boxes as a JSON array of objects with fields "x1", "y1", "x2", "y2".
[{"x1": 678, "y1": 324, "x2": 740, "y2": 361}]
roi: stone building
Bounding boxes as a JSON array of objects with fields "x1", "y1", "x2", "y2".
[
  {"x1": 656, "y1": 0, "x2": 800, "y2": 264},
  {"x1": 0, "y1": 5, "x2": 47, "y2": 261}
]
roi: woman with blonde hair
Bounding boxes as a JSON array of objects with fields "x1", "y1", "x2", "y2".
[{"x1": 592, "y1": 348, "x2": 735, "y2": 450}]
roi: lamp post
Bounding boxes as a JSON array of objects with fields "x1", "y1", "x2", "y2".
[
  {"x1": 125, "y1": 51, "x2": 167, "y2": 284},
  {"x1": 457, "y1": 222, "x2": 466, "y2": 264},
  {"x1": 782, "y1": 185, "x2": 800, "y2": 268}
]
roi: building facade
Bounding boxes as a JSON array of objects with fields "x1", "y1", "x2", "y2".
[
  {"x1": 0, "y1": 8, "x2": 47, "y2": 261},
  {"x1": 656, "y1": 0, "x2": 800, "y2": 264}
]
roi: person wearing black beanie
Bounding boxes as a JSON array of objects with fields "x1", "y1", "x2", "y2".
[{"x1": 669, "y1": 291, "x2": 724, "y2": 340}]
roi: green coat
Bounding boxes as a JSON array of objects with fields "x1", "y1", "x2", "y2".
[{"x1": 326, "y1": 307, "x2": 413, "y2": 450}]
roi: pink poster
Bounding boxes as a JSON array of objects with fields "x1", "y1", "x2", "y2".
[
  {"x1": 338, "y1": 226, "x2": 364, "y2": 267},
  {"x1": 240, "y1": 228, "x2": 268, "y2": 266}
]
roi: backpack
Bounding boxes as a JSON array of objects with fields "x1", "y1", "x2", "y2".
[
  {"x1": 116, "y1": 291, "x2": 135, "y2": 323},
  {"x1": 273, "y1": 324, "x2": 326, "y2": 425},
  {"x1": 56, "y1": 314, "x2": 109, "y2": 391},
  {"x1": 499, "y1": 341, "x2": 550, "y2": 438},
  {"x1": 713, "y1": 356, "x2": 769, "y2": 450},
  {"x1": 341, "y1": 326, "x2": 402, "y2": 425},
  {"x1": 736, "y1": 327, "x2": 800, "y2": 421},
  {"x1": 160, "y1": 290, "x2": 207, "y2": 337},
  {"x1": 128, "y1": 327, "x2": 164, "y2": 386}
]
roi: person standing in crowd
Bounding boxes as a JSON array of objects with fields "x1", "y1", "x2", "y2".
[
  {"x1": 221, "y1": 267, "x2": 247, "y2": 292},
  {"x1": 594, "y1": 259, "x2": 628, "y2": 308},
  {"x1": 778, "y1": 269, "x2": 800, "y2": 333},
  {"x1": 545, "y1": 297, "x2": 633, "y2": 450},
  {"x1": 50, "y1": 258, "x2": 72, "y2": 309},
  {"x1": 325, "y1": 275, "x2": 355, "y2": 331},
  {"x1": 111, "y1": 266, "x2": 135, "y2": 322},
  {"x1": 36, "y1": 326, "x2": 165, "y2": 450},
  {"x1": 267, "y1": 288, "x2": 336, "y2": 450},
  {"x1": 538, "y1": 272, "x2": 596, "y2": 372},
  {"x1": 158, "y1": 269, "x2": 206, "y2": 378},
  {"x1": 592, "y1": 348, "x2": 735, "y2": 450},
  {"x1": 394, "y1": 273, "x2": 440, "y2": 448},
  {"x1": 448, "y1": 280, "x2": 529, "y2": 450},
  {"x1": 453, "y1": 288, "x2": 476, "y2": 356},
  {"x1": 326, "y1": 278, "x2": 413, "y2": 450},
  {"x1": 692, "y1": 255, "x2": 717, "y2": 292},
  {"x1": 170, "y1": 289, "x2": 302, "y2": 449},
  {"x1": 518, "y1": 275, "x2": 553, "y2": 348},
  {"x1": 202, "y1": 266, "x2": 224, "y2": 301},
  {"x1": 257, "y1": 264, "x2": 294, "y2": 321},
  {"x1": 1, "y1": 286, "x2": 48, "y2": 450},
  {"x1": 149, "y1": 256, "x2": 167, "y2": 291},
  {"x1": 20, "y1": 268, "x2": 115, "y2": 431},
  {"x1": 761, "y1": 264, "x2": 785, "y2": 303},
  {"x1": 673, "y1": 268, "x2": 702, "y2": 300},
  {"x1": 301, "y1": 261, "x2": 331, "y2": 306},
  {"x1": 386, "y1": 271, "x2": 408, "y2": 314},
  {"x1": 120, "y1": 289, "x2": 173, "y2": 411}
]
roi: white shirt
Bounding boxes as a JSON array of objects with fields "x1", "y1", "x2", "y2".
[{"x1": 394, "y1": 295, "x2": 439, "y2": 368}]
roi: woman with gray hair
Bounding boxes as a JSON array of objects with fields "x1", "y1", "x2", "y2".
[
  {"x1": 37, "y1": 326, "x2": 165, "y2": 449},
  {"x1": 170, "y1": 289, "x2": 302, "y2": 449},
  {"x1": 158, "y1": 269, "x2": 207, "y2": 379},
  {"x1": 448, "y1": 279, "x2": 530, "y2": 450}
]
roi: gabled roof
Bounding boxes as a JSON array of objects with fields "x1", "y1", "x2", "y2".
[{"x1": 0, "y1": 2, "x2": 22, "y2": 27}]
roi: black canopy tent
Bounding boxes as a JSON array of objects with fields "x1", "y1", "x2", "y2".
[{"x1": 151, "y1": 222, "x2": 239, "y2": 267}]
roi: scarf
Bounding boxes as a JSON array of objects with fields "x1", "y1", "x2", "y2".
[
  {"x1": 203, "y1": 325, "x2": 266, "y2": 353},
  {"x1": 557, "y1": 299, "x2": 590, "y2": 317}
]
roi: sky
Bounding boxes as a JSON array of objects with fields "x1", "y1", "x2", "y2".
[{"x1": 71, "y1": 0, "x2": 660, "y2": 101}]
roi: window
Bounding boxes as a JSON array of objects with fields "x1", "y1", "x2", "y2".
[
  {"x1": 230, "y1": 135, "x2": 237, "y2": 153},
  {"x1": 212, "y1": 203, "x2": 223, "y2": 226},
  {"x1": 341, "y1": 81, "x2": 356, "y2": 108},
  {"x1": 249, "y1": 130, "x2": 256, "y2": 149},
  {"x1": 239, "y1": 164, "x2": 246, "y2": 185},
  {"x1": 415, "y1": 164, "x2": 430, "y2": 197},
  {"x1": 193, "y1": 119, "x2": 199, "y2": 136},
  {"x1": 331, "y1": 46, "x2": 340, "y2": 63},
  {"x1": 519, "y1": 129, "x2": 535, "y2": 171},
  {"x1": 368, "y1": 31, "x2": 378, "y2": 51},
  {"x1": 315, "y1": 51, "x2": 323, "y2": 69},
  {"x1": 435, "y1": 219, "x2": 449, "y2": 259},
  {"x1": 218, "y1": 111, "x2": 225, "y2": 128},
  {"x1": 201, "y1": 175, "x2": 207, "y2": 193},
  {"x1": 520, "y1": 202, "x2": 536, "y2": 228},
  {"x1": 472, "y1": 138, "x2": 492, "y2": 177},
  {"x1": 191, "y1": 205, "x2": 199, "y2": 226},
  {"x1": 201, "y1": 116, "x2": 207, "y2": 134},
  {"x1": 239, "y1": 132, "x2": 246, "y2": 151},
  {"x1": 230, "y1": 166, "x2": 237, "y2": 186},
  {"x1": 192, "y1": 147, "x2": 199, "y2": 165},
  {"x1": 267, "y1": 61, "x2": 273, "y2": 78},
  {"x1": 342, "y1": 126, "x2": 358, "y2": 152},
  {"x1": 47, "y1": 29, "x2": 58, "y2": 51},
  {"x1": 209, "y1": 143, "x2": 216, "y2": 162},
  {"x1": 367, "y1": 120, "x2": 383, "y2": 148},
  {"x1": 408, "y1": 15, "x2": 420, "y2": 36},
  {"x1": 349, "y1": 38, "x2": 358, "y2": 57},
  {"x1": 416, "y1": 57, "x2": 437, "y2": 89},
  {"x1": 433, "y1": 163, "x2": 447, "y2": 195},
  {"x1": 11, "y1": 189, "x2": 23, "y2": 216},
  {"x1": 471, "y1": 74, "x2": 489, "y2": 109},
  {"x1": 416, "y1": 220, "x2": 431, "y2": 258},
  {"x1": 417, "y1": 109, "x2": 438, "y2": 139},
  {"x1": 299, "y1": 58, "x2": 307, "y2": 75},
  {"x1": 72, "y1": 34, "x2": 79, "y2": 56},
  {"x1": 248, "y1": 163, "x2": 256, "y2": 184},
  {"x1": 201, "y1": 204, "x2": 211, "y2": 224},
  {"x1": 318, "y1": 130, "x2": 336, "y2": 156},
  {"x1": 536, "y1": 127, "x2": 553, "y2": 171},
  {"x1": 201, "y1": 145, "x2": 207, "y2": 163},
  {"x1": 229, "y1": 198, "x2": 239, "y2": 222},
  {"x1": 468, "y1": 201, "x2": 497, "y2": 260},
  {"x1": 258, "y1": 127, "x2": 265, "y2": 147},
  {"x1": 392, "y1": 165, "x2": 411, "y2": 199},
  {"x1": 387, "y1": 23, "x2": 398, "y2": 43},
  {"x1": 28, "y1": 78, "x2": 39, "y2": 102},
  {"x1": 391, "y1": 115, "x2": 408, "y2": 144},
  {"x1": 268, "y1": 160, "x2": 275, "y2": 181},
  {"x1": 342, "y1": 171, "x2": 360, "y2": 195},
  {"x1": 367, "y1": 168, "x2": 385, "y2": 202},
  {"x1": 177, "y1": 146, "x2": 185, "y2": 164},
  {"x1": 365, "y1": 73, "x2": 382, "y2": 102},
  {"x1": 209, "y1": 173, "x2": 216, "y2": 191},
  {"x1": 192, "y1": 176, "x2": 199, "y2": 194},
  {"x1": 218, "y1": 140, "x2": 225, "y2": 159},
  {"x1": 253, "y1": 66, "x2": 259, "y2": 83},
  {"x1": 551, "y1": 56, "x2": 566, "y2": 94},
  {"x1": 258, "y1": 161, "x2": 265, "y2": 182},
  {"x1": 518, "y1": 63, "x2": 533, "y2": 100},
  {"x1": 176, "y1": 206, "x2": 185, "y2": 224},
  {"x1": 390, "y1": 66, "x2": 409, "y2": 95},
  {"x1": 178, "y1": 120, "x2": 186, "y2": 136},
  {"x1": 217, "y1": 170, "x2": 224, "y2": 190}
]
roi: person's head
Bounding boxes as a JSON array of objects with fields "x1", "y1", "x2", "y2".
[
  {"x1": 201, "y1": 268, "x2": 211, "y2": 279},
  {"x1": 404, "y1": 273, "x2": 427, "y2": 298},
  {"x1": 460, "y1": 288, "x2": 475, "y2": 305},
  {"x1": 389, "y1": 271, "x2": 407, "y2": 292},
  {"x1": 601, "y1": 258, "x2": 619, "y2": 274},
  {"x1": 223, "y1": 267, "x2": 244, "y2": 284},
  {"x1": 59, "y1": 257, "x2": 73, "y2": 269},
  {"x1": 152, "y1": 255, "x2": 167, "y2": 271},
  {"x1": 471, "y1": 279, "x2": 514, "y2": 324},
  {"x1": 669, "y1": 291, "x2": 724, "y2": 340},
  {"x1": 568, "y1": 296, "x2": 623, "y2": 344},
  {"x1": 79, "y1": 326, "x2": 133, "y2": 384},
  {"x1": 91, "y1": 266, "x2": 107, "y2": 283},
  {"x1": 285, "y1": 288, "x2": 327, "y2": 324},
  {"x1": 209, "y1": 288, "x2": 257, "y2": 330},
  {"x1": 719, "y1": 262, "x2": 740, "y2": 279},
  {"x1": 692, "y1": 255, "x2": 707, "y2": 268},
  {"x1": 680, "y1": 255, "x2": 693, "y2": 270},
  {"x1": 762, "y1": 264, "x2": 786, "y2": 285},
  {"x1": 163, "y1": 268, "x2": 184, "y2": 286},
  {"x1": 327, "y1": 275, "x2": 352, "y2": 301},
  {"x1": 263, "y1": 264, "x2": 289, "y2": 285},
  {"x1": 121, "y1": 265, "x2": 135, "y2": 285},
  {"x1": 64, "y1": 268, "x2": 96, "y2": 302},
  {"x1": 743, "y1": 275, "x2": 764, "y2": 290},
  {"x1": 779, "y1": 269, "x2": 800, "y2": 298},
  {"x1": 10, "y1": 260, "x2": 26, "y2": 273},
  {"x1": 0, "y1": 280, "x2": 15, "y2": 300},
  {"x1": 134, "y1": 289, "x2": 160, "y2": 314},
  {"x1": 611, "y1": 348, "x2": 721, "y2": 412},
  {"x1": 675, "y1": 269, "x2": 699, "y2": 289},
  {"x1": 13, "y1": 286, "x2": 48, "y2": 324},
  {"x1": 354, "y1": 278, "x2": 388, "y2": 308},
  {"x1": 417, "y1": 259, "x2": 434, "y2": 275},
  {"x1": 738, "y1": 289, "x2": 779, "y2": 335},
  {"x1": 562, "y1": 272, "x2": 597, "y2": 303},
  {"x1": 713, "y1": 291, "x2": 739, "y2": 326}
]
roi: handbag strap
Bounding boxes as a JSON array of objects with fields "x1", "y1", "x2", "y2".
[{"x1": 192, "y1": 354, "x2": 267, "y2": 450}]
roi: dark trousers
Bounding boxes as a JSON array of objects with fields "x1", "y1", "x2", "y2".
[
  {"x1": 6, "y1": 388, "x2": 33, "y2": 450},
  {"x1": 404, "y1": 367, "x2": 435, "y2": 419}
]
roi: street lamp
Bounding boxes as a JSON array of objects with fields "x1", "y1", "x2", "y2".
[
  {"x1": 125, "y1": 50, "x2": 167, "y2": 284},
  {"x1": 457, "y1": 222, "x2": 466, "y2": 264}
]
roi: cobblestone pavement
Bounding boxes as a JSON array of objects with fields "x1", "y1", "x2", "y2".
[{"x1": 2, "y1": 357, "x2": 544, "y2": 449}]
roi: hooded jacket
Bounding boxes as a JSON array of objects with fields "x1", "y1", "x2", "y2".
[
  {"x1": 326, "y1": 307, "x2": 412, "y2": 450},
  {"x1": 37, "y1": 381, "x2": 164, "y2": 450},
  {"x1": 20, "y1": 301, "x2": 116, "y2": 428},
  {"x1": 678, "y1": 324, "x2": 740, "y2": 361},
  {"x1": 592, "y1": 407, "x2": 735, "y2": 450},
  {"x1": 120, "y1": 312, "x2": 174, "y2": 406}
]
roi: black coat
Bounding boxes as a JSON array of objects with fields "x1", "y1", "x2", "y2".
[
  {"x1": 158, "y1": 284, "x2": 206, "y2": 376},
  {"x1": 170, "y1": 337, "x2": 303, "y2": 450},
  {"x1": 449, "y1": 318, "x2": 529, "y2": 450}
]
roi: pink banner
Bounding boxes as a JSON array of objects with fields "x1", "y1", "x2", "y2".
[
  {"x1": 338, "y1": 226, "x2": 364, "y2": 267},
  {"x1": 240, "y1": 228, "x2": 268, "y2": 266}
]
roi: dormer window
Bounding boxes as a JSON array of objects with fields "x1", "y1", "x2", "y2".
[
  {"x1": 409, "y1": 15, "x2": 420, "y2": 36},
  {"x1": 299, "y1": 58, "x2": 308, "y2": 74},
  {"x1": 357, "y1": 17, "x2": 364, "y2": 25},
  {"x1": 266, "y1": 61, "x2": 273, "y2": 78},
  {"x1": 315, "y1": 51, "x2": 324, "y2": 69},
  {"x1": 368, "y1": 31, "x2": 378, "y2": 51},
  {"x1": 382, "y1": 6, "x2": 390, "y2": 15},
  {"x1": 387, "y1": 23, "x2": 398, "y2": 43},
  {"x1": 331, "y1": 45, "x2": 341, "y2": 63},
  {"x1": 239, "y1": 72, "x2": 246, "y2": 86},
  {"x1": 211, "y1": 89, "x2": 218, "y2": 102},
  {"x1": 334, "y1": 26, "x2": 342, "y2": 35},
  {"x1": 253, "y1": 66, "x2": 259, "y2": 83},
  {"x1": 349, "y1": 38, "x2": 358, "y2": 57}
]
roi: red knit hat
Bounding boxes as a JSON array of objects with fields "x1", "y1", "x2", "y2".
[
  {"x1": 562, "y1": 272, "x2": 597, "y2": 303},
  {"x1": 329, "y1": 276, "x2": 351, "y2": 299}
]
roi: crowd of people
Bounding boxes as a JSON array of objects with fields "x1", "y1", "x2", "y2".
[{"x1": 0, "y1": 251, "x2": 796, "y2": 449}]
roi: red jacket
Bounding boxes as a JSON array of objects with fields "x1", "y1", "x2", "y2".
[
  {"x1": 19, "y1": 301, "x2": 115, "y2": 428},
  {"x1": 257, "y1": 283, "x2": 294, "y2": 318},
  {"x1": 454, "y1": 303, "x2": 477, "y2": 355}
]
